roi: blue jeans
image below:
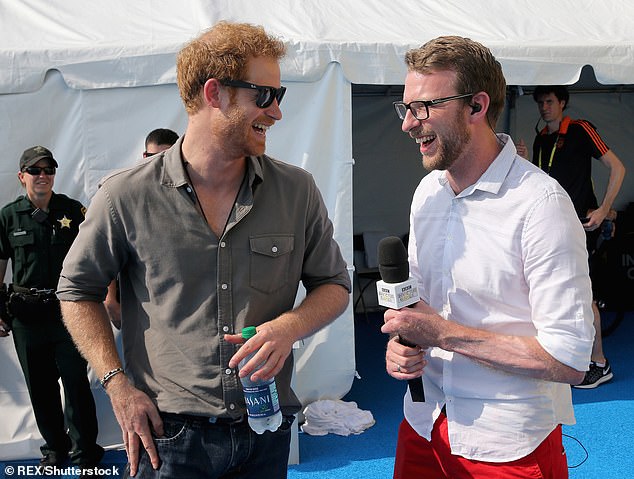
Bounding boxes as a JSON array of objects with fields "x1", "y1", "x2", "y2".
[{"x1": 124, "y1": 412, "x2": 293, "y2": 479}]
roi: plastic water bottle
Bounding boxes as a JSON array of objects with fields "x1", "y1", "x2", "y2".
[{"x1": 239, "y1": 326, "x2": 282, "y2": 434}]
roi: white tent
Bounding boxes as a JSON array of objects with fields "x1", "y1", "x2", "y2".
[{"x1": 1, "y1": 0, "x2": 633, "y2": 460}]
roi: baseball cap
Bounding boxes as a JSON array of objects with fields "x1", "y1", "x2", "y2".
[{"x1": 19, "y1": 146, "x2": 59, "y2": 170}]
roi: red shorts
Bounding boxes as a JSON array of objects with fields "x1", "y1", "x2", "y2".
[{"x1": 394, "y1": 412, "x2": 568, "y2": 479}]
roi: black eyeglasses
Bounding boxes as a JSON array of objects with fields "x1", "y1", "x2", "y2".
[
  {"x1": 23, "y1": 166, "x2": 56, "y2": 176},
  {"x1": 221, "y1": 80, "x2": 286, "y2": 108},
  {"x1": 393, "y1": 93, "x2": 473, "y2": 121}
]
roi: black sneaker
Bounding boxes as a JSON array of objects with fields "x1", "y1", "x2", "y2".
[{"x1": 573, "y1": 359, "x2": 613, "y2": 389}]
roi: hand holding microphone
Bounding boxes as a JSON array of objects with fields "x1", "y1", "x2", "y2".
[{"x1": 376, "y1": 236, "x2": 425, "y2": 402}]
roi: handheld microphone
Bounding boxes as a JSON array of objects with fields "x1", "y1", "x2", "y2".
[
  {"x1": 376, "y1": 236, "x2": 425, "y2": 402},
  {"x1": 376, "y1": 237, "x2": 419, "y2": 309}
]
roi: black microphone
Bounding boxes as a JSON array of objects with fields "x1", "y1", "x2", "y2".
[{"x1": 376, "y1": 236, "x2": 425, "y2": 402}]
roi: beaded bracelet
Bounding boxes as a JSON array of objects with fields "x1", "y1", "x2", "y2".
[{"x1": 100, "y1": 367, "x2": 124, "y2": 388}]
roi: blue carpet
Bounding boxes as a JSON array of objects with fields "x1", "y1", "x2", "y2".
[
  {"x1": 566, "y1": 311, "x2": 634, "y2": 478},
  {"x1": 289, "y1": 310, "x2": 634, "y2": 479}
]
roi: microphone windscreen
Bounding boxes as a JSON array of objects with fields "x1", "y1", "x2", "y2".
[{"x1": 377, "y1": 236, "x2": 409, "y2": 283}]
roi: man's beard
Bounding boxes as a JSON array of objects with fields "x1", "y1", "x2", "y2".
[
  {"x1": 217, "y1": 104, "x2": 265, "y2": 159},
  {"x1": 422, "y1": 113, "x2": 471, "y2": 172}
]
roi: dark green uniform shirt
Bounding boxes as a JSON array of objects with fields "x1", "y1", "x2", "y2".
[{"x1": 0, "y1": 193, "x2": 85, "y2": 289}]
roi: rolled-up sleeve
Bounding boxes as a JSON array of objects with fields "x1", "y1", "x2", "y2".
[
  {"x1": 523, "y1": 189, "x2": 595, "y2": 371},
  {"x1": 300, "y1": 179, "x2": 351, "y2": 294},
  {"x1": 57, "y1": 186, "x2": 125, "y2": 303}
]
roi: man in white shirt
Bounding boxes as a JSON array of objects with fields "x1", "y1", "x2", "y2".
[{"x1": 384, "y1": 36, "x2": 594, "y2": 478}]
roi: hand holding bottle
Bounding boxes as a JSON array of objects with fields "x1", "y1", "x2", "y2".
[{"x1": 236, "y1": 326, "x2": 283, "y2": 434}]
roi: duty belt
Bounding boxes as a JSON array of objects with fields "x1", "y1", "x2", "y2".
[{"x1": 11, "y1": 285, "x2": 58, "y2": 302}]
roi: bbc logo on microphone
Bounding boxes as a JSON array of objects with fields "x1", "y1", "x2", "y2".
[{"x1": 376, "y1": 277, "x2": 419, "y2": 309}]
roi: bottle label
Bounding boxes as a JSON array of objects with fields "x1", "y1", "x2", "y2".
[{"x1": 243, "y1": 382, "x2": 280, "y2": 418}]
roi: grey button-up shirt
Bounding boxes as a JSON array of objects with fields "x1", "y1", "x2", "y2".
[{"x1": 57, "y1": 138, "x2": 350, "y2": 417}]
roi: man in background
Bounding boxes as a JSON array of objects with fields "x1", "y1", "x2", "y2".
[
  {"x1": 517, "y1": 85, "x2": 626, "y2": 388},
  {"x1": 143, "y1": 128, "x2": 179, "y2": 158},
  {"x1": 384, "y1": 36, "x2": 594, "y2": 478}
]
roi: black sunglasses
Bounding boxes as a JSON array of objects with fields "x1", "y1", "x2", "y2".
[
  {"x1": 221, "y1": 79, "x2": 286, "y2": 108},
  {"x1": 23, "y1": 166, "x2": 56, "y2": 176}
]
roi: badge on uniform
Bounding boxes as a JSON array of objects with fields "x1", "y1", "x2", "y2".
[{"x1": 57, "y1": 215, "x2": 72, "y2": 229}]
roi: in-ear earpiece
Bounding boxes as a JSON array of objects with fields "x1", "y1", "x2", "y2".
[{"x1": 471, "y1": 103, "x2": 482, "y2": 114}]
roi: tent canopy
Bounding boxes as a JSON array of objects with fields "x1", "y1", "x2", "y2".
[{"x1": 2, "y1": 0, "x2": 633, "y2": 94}]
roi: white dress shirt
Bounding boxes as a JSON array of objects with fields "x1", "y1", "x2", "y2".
[{"x1": 404, "y1": 134, "x2": 594, "y2": 462}]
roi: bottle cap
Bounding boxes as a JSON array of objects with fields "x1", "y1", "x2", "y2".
[{"x1": 242, "y1": 326, "x2": 257, "y2": 339}]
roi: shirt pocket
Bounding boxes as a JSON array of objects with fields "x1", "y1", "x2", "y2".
[
  {"x1": 8, "y1": 229, "x2": 35, "y2": 273},
  {"x1": 249, "y1": 235, "x2": 294, "y2": 293},
  {"x1": 51, "y1": 228, "x2": 75, "y2": 246}
]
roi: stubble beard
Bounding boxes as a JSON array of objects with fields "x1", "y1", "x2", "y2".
[
  {"x1": 219, "y1": 104, "x2": 265, "y2": 159},
  {"x1": 421, "y1": 114, "x2": 471, "y2": 172}
]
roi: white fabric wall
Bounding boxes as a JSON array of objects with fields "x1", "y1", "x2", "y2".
[{"x1": 0, "y1": 63, "x2": 354, "y2": 460}]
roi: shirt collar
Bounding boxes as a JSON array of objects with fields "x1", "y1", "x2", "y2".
[
  {"x1": 161, "y1": 136, "x2": 264, "y2": 191},
  {"x1": 160, "y1": 136, "x2": 188, "y2": 188},
  {"x1": 470, "y1": 133, "x2": 515, "y2": 195},
  {"x1": 16, "y1": 192, "x2": 60, "y2": 212},
  {"x1": 438, "y1": 133, "x2": 516, "y2": 197}
]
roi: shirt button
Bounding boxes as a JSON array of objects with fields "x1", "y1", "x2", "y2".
[
  {"x1": 229, "y1": 403, "x2": 236, "y2": 410},
  {"x1": 272, "y1": 246, "x2": 278, "y2": 253},
  {"x1": 186, "y1": 186, "x2": 192, "y2": 193},
  {"x1": 222, "y1": 326, "x2": 229, "y2": 332},
  {"x1": 220, "y1": 241, "x2": 226, "y2": 248},
  {"x1": 221, "y1": 283, "x2": 228, "y2": 290},
  {"x1": 225, "y1": 368, "x2": 232, "y2": 375}
]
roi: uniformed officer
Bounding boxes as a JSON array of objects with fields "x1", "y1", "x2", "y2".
[{"x1": 0, "y1": 146, "x2": 104, "y2": 469}]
